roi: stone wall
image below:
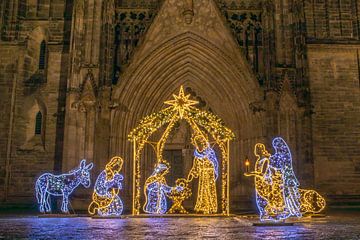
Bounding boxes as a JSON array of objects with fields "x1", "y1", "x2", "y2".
[
  {"x1": 0, "y1": 43, "x2": 69, "y2": 203},
  {"x1": 308, "y1": 44, "x2": 360, "y2": 195},
  {"x1": 0, "y1": 26, "x2": 69, "y2": 204},
  {"x1": 304, "y1": 0, "x2": 360, "y2": 40},
  {"x1": 0, "y1": 0, "x2": 70, "y2": 204},
  {"x1": 0, "y1": 45, "x2": 18, "y2": 200}
]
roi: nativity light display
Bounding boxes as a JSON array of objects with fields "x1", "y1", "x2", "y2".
[
  {"x1": 32, "y1": 87, "x2": 327, "y2": 219},
  {"x1": 129, "y1": 86, "x2": 235, "y2": 215},
  {"x1": 35, "y1": 159, "x2": 93, "y2": 213},
  {"x1": 270, "y1": 137, "x2": 302, "y2": 218},
  {"x1": 88, "y1": 156, "x2": 125, "y2": 216},
  {"x1": 245, "y1": 137, "x2": 326, "y2": 221}
]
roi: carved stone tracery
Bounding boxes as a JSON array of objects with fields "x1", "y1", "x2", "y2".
[
  {"x1": 113, "y1": 2, "x2": 162, "y2": 83},
  {"x1": 218, "y1": 1, "x2": 270, "y2": 88}
]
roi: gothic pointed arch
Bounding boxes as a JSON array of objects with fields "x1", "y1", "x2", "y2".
[
  {"x1": 110, "y1": 0, "x2": 266, "y2": 205},
  {"x1": 19, "y1": 96, "x2": 47, "y2": 151},
  {"x1": 80, "y1": 71, "x2": 97, "y2": 101},
  {"x1": 38, "y1": 40, "x2": 47, "y2": 70},
  {"x1": 24, "y1": 26, "x2": 49, "y2": 85}
]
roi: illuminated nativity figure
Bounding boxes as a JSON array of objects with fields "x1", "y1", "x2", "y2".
[
  {"x1": 143, "y1": 163, "x2": 181, "y2": 214},
  {"x1": 88, "y1": 157, "x2": 124, "y2": 216},
  {"x1": 35, "y1": 159, "x2": 93, "y2": 213},
  {"x1": 167, "y1": 178, "x2": 192, "y2": 214},
  {"x1": 187, "y1": 133, "x2": 219, "y2": 214},
  {"x1": 269, "y1": 137, "x2": 302, "y2": 218},
  {"x1": 245, "y1": 137, "x2": 326, "y2": 222},
  {"x1": 245, "y1": 143, "x2": 290, "y2": 221}
]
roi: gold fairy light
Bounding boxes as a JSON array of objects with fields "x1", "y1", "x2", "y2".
[
  {"x1": 299, "y1": 189, "x2": 326, "y2": 214},
  {"x1": 168, "y1": 178, "x2": 192, "y2": 214},
  {"x1": 128, "y1": 86, "x2": 235, "y2": 215},
  {"x1": 185, "y1": 133, "x2": 219, "y2": 214},
  {"x1": 245, "y1": 140, "x2": 326, "y2": 222},
  {"x1": 245, "y1": 143, "x2": 288, "y2": 221},
  {"x1": 88, "y1": 157, "x2": 124, "y2": 216}
]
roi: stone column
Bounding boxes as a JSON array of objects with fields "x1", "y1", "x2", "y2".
[{"x1": 63, "y1": 0, "x2": 104, "y2": 173}]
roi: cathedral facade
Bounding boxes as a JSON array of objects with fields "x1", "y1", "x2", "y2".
[{"x1": 0, "y1": 0, "x2": 359, "y2": 211}]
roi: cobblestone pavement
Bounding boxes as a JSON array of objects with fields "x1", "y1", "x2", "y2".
[{"x1": 0, "y1": 212, "x2": 359, "y2": 239}]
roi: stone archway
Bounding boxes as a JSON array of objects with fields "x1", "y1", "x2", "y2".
[
  {"x1": 111, "y1": 33, "x2": 264, "y2": 210},
  {"x1": 110, "y1": 0, "x2": 265, "y2": 211}
]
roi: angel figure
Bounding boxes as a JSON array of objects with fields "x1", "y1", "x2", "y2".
[
  {"x1": 269, "y1": 137, "x2": 302, "y2": 218},
  {"x1": 187, "y1": 133, "x2": 218, "y2": 214},
  {"x1": 246, "y1": 137, "x2": 326, "y2": 221}
]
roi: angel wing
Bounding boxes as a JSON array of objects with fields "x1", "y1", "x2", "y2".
[{"x1": 271, "y1": 137, "x2": 299, "y2": 186}]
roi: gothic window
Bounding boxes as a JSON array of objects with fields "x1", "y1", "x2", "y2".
[
  {"x1": 39, "y1": 40, "x2": 46, "y2": 70},
  {"x1": 27, "y1": 0, "x2": 38, "y2": 17},
  {"x1": 113, "y1": 9, "x2": 157, "y2": 82},
  {"x1": 224, "y1": 11, "x2": 264, "y2": 84},
  {"x1": 35, "y1": 111, "x2": 43, "y2": 135},
  {"x1": 50, "y1": 0, "x2": 64, "y2": 18}
]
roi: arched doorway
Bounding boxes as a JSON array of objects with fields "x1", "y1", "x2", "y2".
[{"x1": 111, "y1": 32, "x2": 264, "y2": 212}]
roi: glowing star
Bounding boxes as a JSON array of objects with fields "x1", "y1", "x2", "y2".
[
  {"x1": 164, "y1": 86, "x2": 198, "y2": 118},
  {"x1": 35, "y1": 159, "x2": 93, "y2": 213},
  {"x1": 88, "y1": 157, "x2": 124, "y2": 216},
  {"x1": 245, "y1": 137, "x2": 326, "y2": 222}
]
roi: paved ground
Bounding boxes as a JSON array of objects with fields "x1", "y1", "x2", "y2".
[{"x1": 0, "y1": 212, "x2": 359, "y2": 239}]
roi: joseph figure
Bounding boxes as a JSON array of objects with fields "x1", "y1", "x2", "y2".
[{"x1": 188, "y1": 134, "x2": 218, "y2": 214}]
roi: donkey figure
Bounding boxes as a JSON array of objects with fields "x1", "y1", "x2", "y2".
[{"x1": 35, "y1": 159, "x2": 94, "y2": 213}]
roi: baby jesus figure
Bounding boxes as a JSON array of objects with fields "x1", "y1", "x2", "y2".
[{"x1": 167, "y1": 178, "x2": 192, "y2": 214}]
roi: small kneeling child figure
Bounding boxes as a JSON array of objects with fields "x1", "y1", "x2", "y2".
[{"x1": 88, "y1": 157, "x2": 124, "y2": 216}]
